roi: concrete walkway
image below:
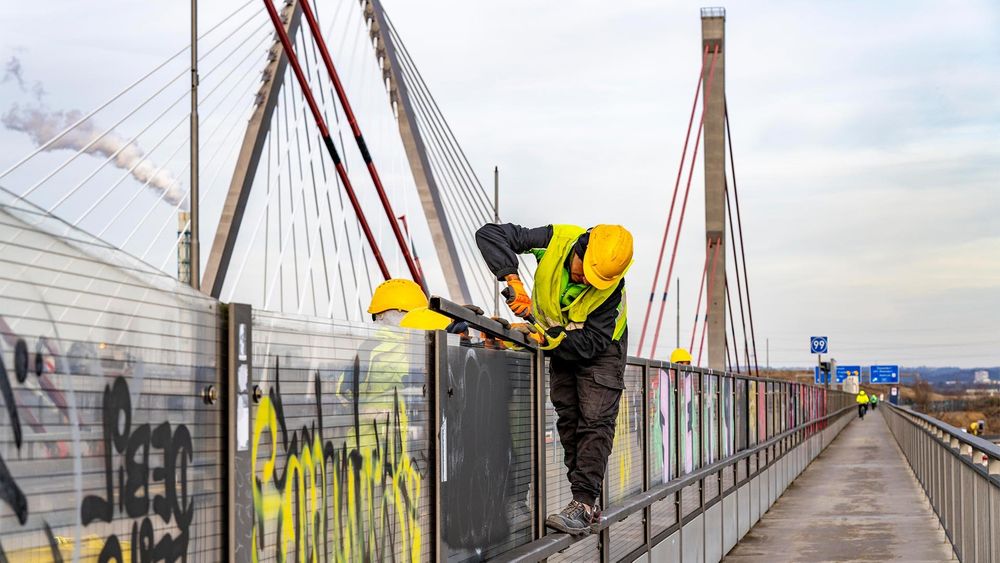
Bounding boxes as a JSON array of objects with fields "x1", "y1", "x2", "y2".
[{"x1": 724, "y1": 409, "x2": 956, "y2": 562}]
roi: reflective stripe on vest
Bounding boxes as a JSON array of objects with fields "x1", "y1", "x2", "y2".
[{"x1": 531, "y1": 224, "x2": 627, "y2": 341}]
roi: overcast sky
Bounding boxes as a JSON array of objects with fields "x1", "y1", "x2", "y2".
[{"x1": 2, "y1": 1, "x2": 998, "y2": 368}]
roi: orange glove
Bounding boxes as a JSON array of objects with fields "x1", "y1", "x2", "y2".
[{"x1": 504, "y1": 274, "x2": 532, "y2": 319}]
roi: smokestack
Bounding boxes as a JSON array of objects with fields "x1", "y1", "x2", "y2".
[{"x1": 178, "y1": 211, "x2": 192, "y2": 284}]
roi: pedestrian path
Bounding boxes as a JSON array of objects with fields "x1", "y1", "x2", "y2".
[{"x1": 724, "y1": 408, "x2": 956, "y2": 562}]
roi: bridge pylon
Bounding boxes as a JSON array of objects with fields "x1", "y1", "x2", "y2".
[{"x1": 702, "y1": 7, "x2": 727, "y2": 371}]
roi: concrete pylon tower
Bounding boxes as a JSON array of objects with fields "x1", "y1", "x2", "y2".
[{"x1": 701, "y1": 8, "x2": 726, "y2": 370}]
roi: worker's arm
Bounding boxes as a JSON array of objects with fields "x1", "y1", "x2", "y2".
[
  {"x1": 475, "y1": 223, "x2": 552, "y2": 279},
  {"x1": 551, "y1": 281, "x2": 626, "y2": 362}
]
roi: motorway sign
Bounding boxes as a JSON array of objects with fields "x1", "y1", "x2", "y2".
[
  {"x1": 836, "y1": 365, "x2": 861, "y2": 384},
  {"x1": 810, "y1": 336, "x2": 828, "y2": 354},
  {"x1": 814, "y1": 366, "x2": 828, "y2": 385},
  {"x1": 869, "y1": 365, "x2": 900, "y2": 384}
]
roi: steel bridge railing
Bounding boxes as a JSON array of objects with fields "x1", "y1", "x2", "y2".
[
  {"x1": 430, "y1": 298, "x2": 855, "y2": 562},
  {"x1": 882, "y1": 403, "x2": 1000, "y2": 562}
]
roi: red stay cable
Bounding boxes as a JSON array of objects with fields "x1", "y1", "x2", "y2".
[
  {"x1": 696, "y1": 237, "x2": 723, "y2": 366},
  {"x1": 297, "y1": 0, "x2": 423, "y2": 287},
  {"x1": 636, "y1": 43, "x2": 710, "y2": 357},
  {"x1": 725, "y1": 105, "x2": 760, "y2": 374},
  {"x1": 649, "y1": 44, "x2": 721, "y2": 358},
  {"x1": 687, "y1": 242, "x2": 711, "y2": 352},
  {"x1": 262, "y1": 0, "x2": 391, "y2": 280}
]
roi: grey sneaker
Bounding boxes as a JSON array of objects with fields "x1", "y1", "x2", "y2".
[{"x1": 546, "y1": 500, "x2": 594, "y2": 536}]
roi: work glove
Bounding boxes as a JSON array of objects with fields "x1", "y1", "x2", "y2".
[
  {"x1": 445, "y1": 304, "x2": 483, "y2": 337},
  {"x1": 504, "y1": 274, "x2": 532, "y2": 319},
  {"x1": 511, "y1": 323, "x2": 545, "y2": 346},
  {"x1": 539, "y1": 326, "x2": 567, "y2": 351},
  {"x1": 480, "y1": 316, "x2": 512, "y2": 349}
]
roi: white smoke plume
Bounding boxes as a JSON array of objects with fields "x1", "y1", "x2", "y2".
[
  {"x1": 2, "y1": 56, "x2": 187, "y2": 210},
  {"x1": 3, "y1": 56, "x2": 45, "y2": 101}
]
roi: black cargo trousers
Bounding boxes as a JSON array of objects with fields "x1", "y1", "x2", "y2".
[{"x1": 549, "y1": 337, "x2": 627, "y2": 507}]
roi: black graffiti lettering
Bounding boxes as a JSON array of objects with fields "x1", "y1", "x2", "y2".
[
  {"x1": 123, "y1": 423, "x2": 150, "y2": 518},
  {"x1": 0, "y1": 455, "x2": 27, "y2": 525},
  {"x1": 0, "y1": 354, "x2": 22, "y2": 450},
  {"x1": 0, "y1": 351, "x2": 26, "y2": 524},
  {"x1": 151, "y1": 421, "x2": 172, "y2": 523},
  {"x1": 172, "y1": 424, "x2": 194, "y2": 531},
  {"x1": 82, "y1": 377, "x2": 130, "y2": 525},
  {"x1": 131, "y1": 517, "x2": 153, "y2": 563},
  {"x1": 13, "y1": 339, "x2": 28, "y2": 384},
  {"x1": 97, "y1": 534, "x2": 123, "y2": 563},
  {"x1": 43, "y1": 521, "x2": 64, "y2": 563},
  {"x1": 78, "y1": 376, "x2": 193, "y2": 561}
]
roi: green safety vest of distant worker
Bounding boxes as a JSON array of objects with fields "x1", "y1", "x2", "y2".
[{"x1": 869, "y1": 394, "x2": 878, "y2": 405}]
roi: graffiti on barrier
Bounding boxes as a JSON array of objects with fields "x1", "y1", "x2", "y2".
[
  {"x1": 251, "y1": 355, "x2": 422, "y2": 563},
  {"x1": 80, "y1": 376, "x2": 194, "y2": 562}
]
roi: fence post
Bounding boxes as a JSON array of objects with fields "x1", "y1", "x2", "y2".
[
  {"x1": 225, "y1": 303, "x2": 254, "y2": 560},
  {"x1": 430, "y1": 331, "x2": 447, "y2": 562},
  {"x1": 532, "y1": 349, "x2": 548, "y2": 540},
  {"x1": 642, "y1": 361, "x2": 652, "y2": 549}
]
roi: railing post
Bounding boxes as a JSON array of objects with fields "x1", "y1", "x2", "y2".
[
  {"x1": 430, "y1": 331, "x2": 447, "y2": 562},
  {"x1": 532, "y1": 348, "x2": 548, "y2": 541},
  {"x1": 642, "y1": 361, "x2": 652, "y2": 549},
  {"x1": 225, "y1": 303, "x2": 253, "y2": 560}
]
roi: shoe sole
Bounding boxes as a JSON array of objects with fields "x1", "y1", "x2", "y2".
[{"x1": 545, "y1": 516, "x2": 591, "y2": 536}]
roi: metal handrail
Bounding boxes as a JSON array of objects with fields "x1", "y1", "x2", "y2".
[
  {"x1": 494, "y1": 404, "x2": 855, "y2": 562},
  {"x1": 429, "y1": 295, "x2": 537, "y2": 348},
  {"x1": 886, "y1": 402, "x2": 1000, "y2": 460}
]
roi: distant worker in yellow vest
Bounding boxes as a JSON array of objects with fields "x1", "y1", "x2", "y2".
[
  {"x1": 856, "y1": 389, "x2": 870, "y2": 419},
  {"x1": 476, "y1": 223, "x2": 632, "y2": 535},
  {"x1": 671, "y1": 348, "x2": 693, "y2": 366},
  {"x1": 340, "y1": 279, "x2": 453, "y2": 418}
]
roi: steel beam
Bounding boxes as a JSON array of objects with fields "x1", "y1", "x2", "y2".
[{"x1": 202, "y1": 0, "x2": 303, "y2": 298}]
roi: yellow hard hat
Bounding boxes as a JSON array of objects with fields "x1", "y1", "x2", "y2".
[
  {"x1": 368, "y1": 278, "x2": 428, "y2": 314},
  {"x1": 670, "y1": 348, "x2": 693, "y2": 364},
  {"x1": 583, "y1": 224, "x2": 633, "y2": 290}
]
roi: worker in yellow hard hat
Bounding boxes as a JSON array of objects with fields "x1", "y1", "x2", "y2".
[
  {"x1": 670, "y1": 348, "x2": 693, "y2": 365},
  {"x1": 339, "y1": 279, "x2": 453, "y2": 431},
  {"x1": 367, "y1": 278, "x2": 453, "y2": 329},
  {"x1": 476, "y1": 222, "x2": 632, "y2": 535}
]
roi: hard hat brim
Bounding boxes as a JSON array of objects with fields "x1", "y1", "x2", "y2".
[
  {"x1": 399, "y1": 307, "x2": 452, "y2": 331},
  {"x1": 583, "y1": 257, "x2": 633, "y2": 290}
]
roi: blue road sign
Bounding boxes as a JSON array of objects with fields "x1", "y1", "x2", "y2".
[
  {"x1": 814, "y1": 366, "x2": 829, "y2": 385},
  {"x1": 810, "y1": 336, "x2": 828, "y2": 354},
  {"x1": 870, "y1": 365, "x2": 900, "y2": 384},
  {"x1": 836, "y1": 365, "x2": 861, "y2": 384}
]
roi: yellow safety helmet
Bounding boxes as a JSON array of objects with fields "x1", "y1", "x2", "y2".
[
  {"x1": 670, "y1": 348, "x2": 693, "y2": 364},
  {"x1": 368, "y1": 278, "x2": 451, "y2": 329},
  {"x1": 583, "y1": 224, "x2": 634, "y2": 290},
  {"x1": 368, "y1": 279, "x2": 428, "y2": 314}
]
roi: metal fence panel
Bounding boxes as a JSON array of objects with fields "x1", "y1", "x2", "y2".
[
  {"x1": 250, "y1": 312, "x2": 430, "y2": 563},
  {"x1": 0, "y1": 201, "x2": 224, "y2": 560},
  {"x1": 441, "y1": 340, "x2": 534, "y2": 560}
]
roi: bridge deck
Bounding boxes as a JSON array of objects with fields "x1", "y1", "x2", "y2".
[{"x1": 725, "y1": 409, "x2": 956, "y2": 562}]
